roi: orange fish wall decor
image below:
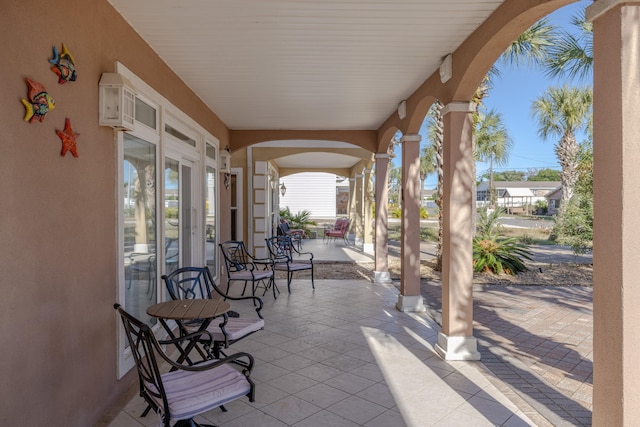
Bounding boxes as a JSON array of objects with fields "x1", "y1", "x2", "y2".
[{"x1": 21, "y1": 78, "x2": 55, "y2": 122}]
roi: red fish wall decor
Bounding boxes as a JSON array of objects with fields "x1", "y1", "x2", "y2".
[{"x1": 21, "y1": 78, "x2": 55, "y2": 123}]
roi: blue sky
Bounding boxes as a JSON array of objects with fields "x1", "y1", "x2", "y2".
[{"x1": 398, "y1": 0, "x2": 592, "y2": 189}]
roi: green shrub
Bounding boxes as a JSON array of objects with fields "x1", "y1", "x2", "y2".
[
  {"x1": 473, "y1": 205, "x2": 532, "y2": 275},
  {"x1": 550, "y1": 194, "x2": 593, "y2": 254},
  {"x1": 279, "y1": 207, "x2": 317, "y2": 237},
  {"x1": 473, "y1": 235, "x2": 532, "y2": 275}
]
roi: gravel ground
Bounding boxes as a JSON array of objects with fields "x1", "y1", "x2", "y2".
[{"x1": 309, "y1": 257, "x2": 593, "y2": 287}]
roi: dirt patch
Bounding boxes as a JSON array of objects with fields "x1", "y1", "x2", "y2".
[{"x1": 311, "y1": 258, "x2": 593, "y2": 287}]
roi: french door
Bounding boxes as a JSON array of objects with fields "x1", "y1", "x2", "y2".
[{"x1": 164, "y1": 153, "x2": 200, "y2": 274}]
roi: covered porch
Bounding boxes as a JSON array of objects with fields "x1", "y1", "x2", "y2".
[{"x1": 104, "y1": 239, "x2": 592, "y2": 426}]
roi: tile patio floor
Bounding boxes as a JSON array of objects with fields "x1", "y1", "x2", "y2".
[
  {"x1": 106, "y1": 239, "x2": 593, "y2": 426},
  {"x1": 107, "y1": 279, "x2": 537, "y2": 426}
]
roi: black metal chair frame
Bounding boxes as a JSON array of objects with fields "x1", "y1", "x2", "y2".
[
  {"x1": 161, "y1": 266, "x2": 264, "y2": 359},
  {"x1": 277, "y1": 219, "x2": 304, "y2": 250},
  {"x1": 219, "y1": 240, "x2": 279, "y2": 298},
  {"x1": 114, "y1": 304, "x2": 255, "y2": 427},
  {"x1": 266, "y1": 235, "x2": 314, "y2": 293}
]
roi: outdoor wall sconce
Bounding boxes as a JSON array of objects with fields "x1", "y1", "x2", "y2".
[
  {"x1": 220, "y1": 146, "x2": 231, "y2": 190},
  {"x1": 280, "y1": 182, "x2": 287, "y2": 197},
  {"x1": 98, "y1": 73, "x2": 135, "y2": 131},
  {"x1": 219, "y1": 147, "x2": 231, "y2": 174}
]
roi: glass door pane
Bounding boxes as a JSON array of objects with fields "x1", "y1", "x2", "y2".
[
  {"x1": 164, "y1": 158, "x2": 180, "y2": 275},
  {"x1": 181, "y1": 163, "x2": 193, "y2": 268},
  {"x1": 205, "y1": 166, "x2": 217, "y2": 275},
  {"x1": 123, "y1": 134, "x2": 157, "y2": 325}
]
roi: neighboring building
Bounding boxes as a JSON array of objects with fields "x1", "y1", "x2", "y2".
[
  {"x1": 336, "y1": 177, "x2": 350, "y2": 215},
  {"x1": 280, "y1": 172, "x2": 339, "y2": 219},
  {"x1": 477, "y1": 181, "x2": 560, "y2": 214},
  {"x1": 546, "y1": 186, "x2": 563, "y2": 215}
]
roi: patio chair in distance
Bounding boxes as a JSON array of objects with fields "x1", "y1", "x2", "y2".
[
  {"x1": 323, "y1": 217, "x2": 351, "y2": 245},
  {"x1": 277, "y1": 218, "x2": 304, "y2": 250},
  {"x1": 162, "y1": 266, "x2": 265, "y2": 359},
  {"x1": 114, "y1": 304, "x2": 255, "y2": 427},
  {"x1": 219, "y1": 240, "x2": 279, "y2": 298},
  {"x1": 265, "y1": 235, "x2": 314, "y2": 293}
]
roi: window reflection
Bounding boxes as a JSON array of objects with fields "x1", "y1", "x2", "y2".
[
  {"x1": 123, "y1": 134, "x2": 157, "y2": 326},
  {"x1": 206, "y1": 166, "x2": 217, "y2": 275}
]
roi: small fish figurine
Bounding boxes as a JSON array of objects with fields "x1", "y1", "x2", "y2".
[
  {"x1": 21, "y1": 78, "x2": 55, "y2": 123},
  {"x1": 49, "y1": 43, "x2": 77, "y2": 84}
]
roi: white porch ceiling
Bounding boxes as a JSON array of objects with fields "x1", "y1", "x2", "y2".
[{"x1": 108, "y1": 0, "x2": 504, "y2": 132}]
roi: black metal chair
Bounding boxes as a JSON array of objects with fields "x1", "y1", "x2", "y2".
[
  {"x1": 162, "y1": 266, "x2": 265, "y2": 359},
  {"x1": 277, "y1": 219, "x2": 304, "y2": 250},
  {"x1": 265, "y1": 235, "x2": 314, "y2": 293},
  {"x1": 114, "y1": 304, "x2": 255, "y2": 427},
  {"x1": 219, "y1": 240, "x2": 279, "y2": 298}
]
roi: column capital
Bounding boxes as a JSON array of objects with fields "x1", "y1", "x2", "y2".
[
  {"x1": 441, "y1": 101, "x2": 475, "y2": 115},
  {"x1": 587, "y1": 0, "x2": 640, "y2": 22},
  {"x1": 375, "y1": 153, "x2": 391, "y2": 160},
  {"x1": 400, "y1": 134, "x2": 421, "y2": 143}
]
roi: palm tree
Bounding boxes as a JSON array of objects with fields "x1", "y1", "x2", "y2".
[
  {"x1": 531, "y1": 85, "x2": 592, "y2": 206},
  {"x1": 545, "y1": 9, "x2": 593, "y2": 81},
  {"x1": 474, "y1": 109, "x2": 513, "y2": 207},
  {"x1": 419, "y1": 143, "x2": 436, "y2": 205},
  {"x1": 388, "y1": 165, "x2": 402, "y2": 207}
]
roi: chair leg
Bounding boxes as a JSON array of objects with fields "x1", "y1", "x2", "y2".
[
  {"x1": 287, "y1": 271, "x2": 293, "y2": 293},
  {"x1": 311, "y1": 265, "x2": 315, "y2": 289},
  {"x1": 271, "y1": 276, "x2": 280, "y2": 298}
]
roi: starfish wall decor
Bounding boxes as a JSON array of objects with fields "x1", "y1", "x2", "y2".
[{"x1": 56, "y1": 117, "x2": 79, "y2": 157}]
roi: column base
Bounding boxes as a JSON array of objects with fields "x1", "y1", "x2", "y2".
[
  {"x1": 363, "y1": 242, "x2": 374, "y2": 254},
  {"x1": 395, "y1": 295, "x2": 426, "y2": 312},
  {"x1": 434, "y1": 332, "x2": 481, "y2": 361},
  {"x1": 373, "y1": 271, "x2": 392, "y2": 284}
]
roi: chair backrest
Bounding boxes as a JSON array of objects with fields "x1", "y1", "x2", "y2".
[
  {"x1": 114, "y1": 304, "x2": 167, "y2": 415},
  {"x1": 266, "y1": 236, "x2": 294, "y2": 261},
  {"x1": 162, "y1": 266, "x2": 219, "y2": 300},
  {"x1": 219, "y1": 241, "x2": 252, "y2": 273},
  {"x1": 328, "y1": 218, "x2": 350, "y2": 236},
  {"x1": 278, "y1": 219, "x2": 291, "y2": 235}
]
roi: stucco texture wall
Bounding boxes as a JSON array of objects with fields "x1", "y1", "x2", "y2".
[{"x1": 0, "y1": 1, "x2": 229, "y2": 425}]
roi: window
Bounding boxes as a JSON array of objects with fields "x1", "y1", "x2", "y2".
[
  {"x1": 205, "y1": 143, "x2": 217, "y2": 276},
  {"x1": 123, "y1": 134, "x2": 157, "y2": 327},
  {"x1": 115, "y1": 63, "x2": 222, "y2": 377}
]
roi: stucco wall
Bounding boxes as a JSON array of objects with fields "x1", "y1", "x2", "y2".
[{"x1": 0, "y1": 1, "x2": 229, "y2": 425}]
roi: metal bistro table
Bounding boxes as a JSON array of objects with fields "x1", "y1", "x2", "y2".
[{"x1": 147, "y1": 298, "x2": 231, "y2": 365}]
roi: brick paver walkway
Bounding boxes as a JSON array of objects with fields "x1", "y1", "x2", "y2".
[{"x1": 420, "y1": 282, "x2": 593, "y2": 426}]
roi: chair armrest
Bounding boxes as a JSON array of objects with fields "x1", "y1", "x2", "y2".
[
  {"x1": 158, "y1": 329, "x2": 215, "y2": 347},
  {"x1": 209, "y1": 287, "x2": 265, "y2": 319},
  {"x1": 155, "y1": 340, "x2": 255, "y2": 374}
]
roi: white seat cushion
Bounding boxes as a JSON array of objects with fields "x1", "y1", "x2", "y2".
[
  {"x1": 229, "y1": 270, "x2": 272, "y2": 280},
  {"x1": 274, "y1": 262, "x2": 312, "y2": 271},
  {"x1": 150, "y1": 363, "x2": 251, "y2": 421},
  {"x1": 208, "y1": 317, "x2": 265, "y2": 341}
]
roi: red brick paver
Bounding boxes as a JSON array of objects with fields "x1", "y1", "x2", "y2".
[{"x1": 420, "y1": 282, "x2": 593, "y2": 426}]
